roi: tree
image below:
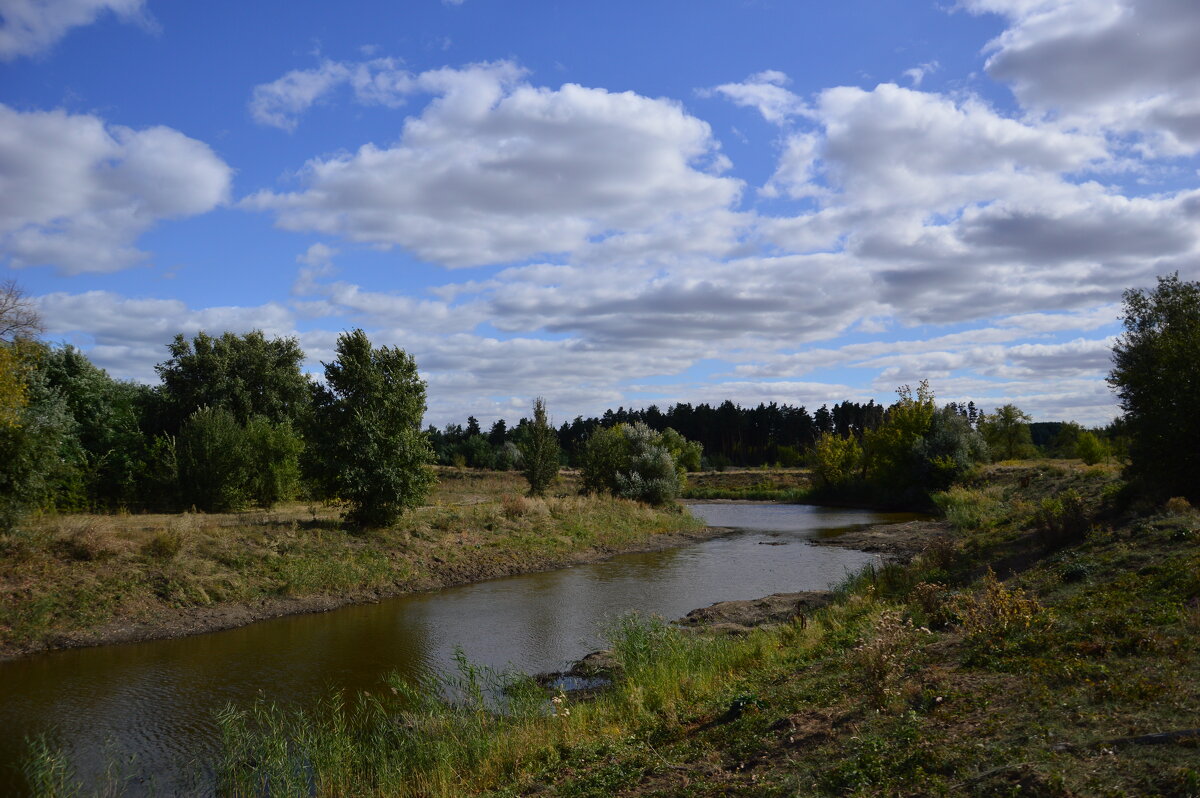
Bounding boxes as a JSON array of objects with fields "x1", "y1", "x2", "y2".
[
  {"x1": 980, "y1": 404, "x2": 1034, "y2": 461},
  {"x1": 1073, "y1": 430, "x2": 1109, "y2": 466},
  {"x1": 309, "y1": 329, "x2": 435, "y2": 528},
  {"x1": 520, "y1": 397, "x2": 560, "y2": 496},
  {"x1": 0, "y1": 279, "x2": 42, "y2": 343},
  {"x1": 155, "y1": 330, "x2": 309, "y2": 433},
  {"x1": 177, "y1": 406, "x2": 253, "y2": 512},
  {"x1": 1108, "y1": 273, "x2": 1200, "y2": 502}
]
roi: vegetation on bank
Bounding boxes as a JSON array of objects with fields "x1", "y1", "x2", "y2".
[
  {"x1": 32, "y1": 461, "x2": 1198, "y2": 797},
  {"x1": 0, "y1": 471, "x2": 700, "y2": 658}
]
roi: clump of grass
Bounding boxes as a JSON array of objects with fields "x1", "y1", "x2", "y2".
[
  {"x1": 141, "y1": 529, "x2": 182, "y2": 560},
  {"x1": 932, "y1": 484, "x2": 1005, "y2": 531}
]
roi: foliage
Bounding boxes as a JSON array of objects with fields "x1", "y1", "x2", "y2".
[
  {"x1": 155, "y1": 330, "x2": 310, "y2": 432},
  {"x1": 177, "y1": 406, "x2": 253, "y2": 512},
  {"x1": 519, "y1": 397, "x2": 559, "y2": 496},
  {"x1": 809, "y1": 430, "x2": 863, "y2": 491},
  {"x1": 309, "y1": 329, "x2": 436, "y2": 528},
  {"x1": 1031, "y1": 489, "x2": 1090, "y2": 549},
  {"x1": 979, "y1": 403, "x2": 1035, "y2": 461},
  {"x1": 0, "y1": 343, "x2": 78, "y2": 531},
  {"x1": 1109, "y1": 272, "x2": 1200, "y2": 502},
  {"x1": 913, "y1": 404, "x2": 988, "y2": 490},
  {"x1": 1073, "y1": 429, "x2": 1109, "y2": 465},
  {"x1": 579, "y1": 422, "x2": 697, "y2": 505},
  {"x1": 953, "y1": 569, "x2": 1049, "y2": 662},
  {"x1": 244, "y1": 417, "x2": 304, "y2": 507},
  {"x1": 863, "y1": 381, "x2": 938, "y2": 494}
]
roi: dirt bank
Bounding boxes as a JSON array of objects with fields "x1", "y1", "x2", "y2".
[
  {"x1": 1, "y1": 524, "x2": 734, "y2": 662},
  {"x1": 812, "y1": 518, "x2": 952, "y2": 560}
]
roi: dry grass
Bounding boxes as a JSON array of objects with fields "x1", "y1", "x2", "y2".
[{"x1": 0, "y1": 471, "x2": 700, "y2": 656}]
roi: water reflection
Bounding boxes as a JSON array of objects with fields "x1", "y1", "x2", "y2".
[{"x1": 0, "y1": 503, "x2": 910, "y2": 794}]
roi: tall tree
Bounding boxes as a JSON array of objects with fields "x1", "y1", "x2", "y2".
[
  {"x1": 155, "y1": 330, "x2": 309, "y2": 432},
  {"x1": 520, "y1": 397, "x2": 560, "y2": 496},
  {"x1": 1109, "y1": 273, "x2": 1200, "y2": 502},
  {"x1": 309, "y1": 329, "x2": 435, "y2": 528}
]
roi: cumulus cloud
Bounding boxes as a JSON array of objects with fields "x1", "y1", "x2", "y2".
[
  {"x1": 706, "y1": 70, "x2": 808, "y2": 125},
  {"x1": 0, "y1": 105, "x2": 232, "y2": 274},
  {"x1": 0, "y1": 0, "x2": 148, "y2": 60},
  {"x1": 248, "y1": 57, "x2": 442, "y2": 130},
  {"x1": 37, "y1": 291, "x2": 295, "y2": 379},
  {"x1": 247, "y1": 62, "x2": 742, "y2": 267},
  {"x1": 963, "y1": 0, "x2": 1200, "y2": 154}
]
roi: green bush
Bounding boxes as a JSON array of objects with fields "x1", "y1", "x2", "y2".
[
  {"x1": 177, "y1": 406, "x2": 252, "y2": 512},
  {"x1": 580, "y1": 422, "x2": 695, "y2": 505}
]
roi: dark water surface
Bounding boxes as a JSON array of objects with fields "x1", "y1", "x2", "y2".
[{"x1": 0, "y1": 503, "x2": 915, "y2": 794}]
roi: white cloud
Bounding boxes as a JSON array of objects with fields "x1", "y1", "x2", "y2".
[
  {"x1": 37, "y1": 291, "x2": 295, "y2": 379},
  {"x1": 0, "y1": 0, "x2": 148, "y2": 60},
  {"x1": 963, "y1": 0, "x2": 1200, "y2": 155},
  {"x1": 247, "y1": 63, "x2": 742, "y2": 267},
  {"x1": 707, "y1": 70, "x2": 808, "y2": 125},
  {"x1": 248, "y1": 56, "x2": 439, "y2": 130},
  {"x1": 0, "y1": 105, "x2": 232, "y2": 274},
  {"x1": 902, "y1": 60, "x2": 940, "y2": 87}
]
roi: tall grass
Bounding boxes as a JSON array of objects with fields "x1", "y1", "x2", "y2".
[{"x1": 210, "y1": 612, "x2": 795, "y2": 797}]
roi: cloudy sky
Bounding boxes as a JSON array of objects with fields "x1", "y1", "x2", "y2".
[{"x1": 3, "y1": 0, "x2": 1198, "y2": 427}]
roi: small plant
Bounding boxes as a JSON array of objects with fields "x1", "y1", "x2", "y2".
[
  {"x1": 500, "y1": 493, "x2": 531, "y2": 518},
  {"x1": 1165, "y1": 496, "x2": 1195, "y2": 515},
  {"x1": 908, "y1": 582, "x2": 955, "y2": 629},
  {"x1": 1031, "y1": 489, "x2": 1089, "y2": 548},
  {"x1": 954, "y1": 569, "x2": 1048, "y2": 661},
  {"x1": 852, "y1": 609, "x2": 931, "y2": 708}
]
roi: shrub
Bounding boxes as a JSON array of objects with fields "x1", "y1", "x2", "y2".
[
  {"x1": 580, "y1": 422, "x2": 698, "y2": 505},
  {"x1": 1074, "y1": 430, "x2": 1109, "y2": 465},
  {"x1": 954, "y1": 569, "x2": 1048, "y2": 661},
  {"x1": 143, "y1": 529, "x2": 183, "y2": 560},
  {"x1": 809, "y1": 431, "x2": 863, "y2": 492},
  {"x1": 852, "y1": 609, "x2": 931, "y2": 707},
  {"x1": 1031, "y1": 489, "x2": 1089, "y2": 549}
]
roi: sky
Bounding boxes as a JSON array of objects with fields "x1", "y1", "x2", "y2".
[{"x1": 2, "y1": 0, "x2": 1199, "y2": 428}]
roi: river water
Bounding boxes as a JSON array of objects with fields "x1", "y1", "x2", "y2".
[{"x1": 0, "y1": 503, "x2": 914, "y2": 794}]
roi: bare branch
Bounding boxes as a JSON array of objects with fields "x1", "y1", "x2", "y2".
[{"x1": 0, "y1": 279, "x2": 43, "y2": 342}]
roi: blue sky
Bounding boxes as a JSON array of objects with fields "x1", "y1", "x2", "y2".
[{"x1": 3, "y1": 0, "x2": 1199, "y2": 426}]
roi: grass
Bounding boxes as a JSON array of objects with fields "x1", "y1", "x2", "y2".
[
  {"x1": 681, "y1": 468, "x2": 812, "y2": 501},
  {"x1": 22, "y1": 461, "x2": 1200, "y2": 796},
  {"x1": 0, "y1": 469, "x2": 701, "y2": 657}
]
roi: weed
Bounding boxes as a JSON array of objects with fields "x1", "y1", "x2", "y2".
[
  {"x1": 141, "y1": 529, "x2": 182, "y2": 560},
  {"x1": 954, "y1": 569, "x2": 1049, "y2": 663},
  {"x1": 851, "y1": 609, "x2": 931, "y2": 708},
  {"x1": 1032, "y1": 489, "x2": 1089, "y2": 549}
]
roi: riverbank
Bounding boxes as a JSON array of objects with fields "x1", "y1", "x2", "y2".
[
  {"x1": 199, "y1": 460, "x2": 1200, "y2": 798},
  {"x1": 0, "y1": 470, "x2": 713, "y2": 661}
]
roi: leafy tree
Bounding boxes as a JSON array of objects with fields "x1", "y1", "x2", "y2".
[
  {"x1": 580, "y1": 425, "x2": 628, "y2": 496},
  {"x1": 245, "y1": 417, "x2": 304, "y2": 507},
  {"x1": 0, "y1": 342, "x2": 78, "y2": 529},
  {"x1": 863, "y1": 381, "x2": 937, "y2": 493},
  {"x1": 155, "y1": 330, "x2": 309, "y2": 432},
  {"x1": 915, "y1": 405, "x2": 989, "y2": 490},
  {"x1": 177, "y1": 406, "x2": 252, "y2": 512},
  {"x1": 309, "y1": 329, "x2": 435, "y2": 528},
  {"x1": 809, "y1": 431, "x2": 863, "y2": 492},
  {"x1": 1108, "y1": 273, "x2": 1200, "y2": 502},
  {"x1": 520, "y1": 397, "x2": 560, "y2": 496},
  {"x1": 979, "y1": 404, "x2": 1035, "y2": 461},
  {"x1": 1073, "y1": 430, "x2": 1109, "y2": 466},
  {"x1": 659, "y1": 427, "x2": 702, "y2": 474}
]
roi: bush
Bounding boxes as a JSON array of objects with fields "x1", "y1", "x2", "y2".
[
  {"x1": 1074, "y1": 430, "x2": 1109, "y2": 466},
  {"x1": 579, "y1": 423, "x2": 697, "y2": 505},
  {"x1": 809, "y1": 431, "x2": 862, "y2": 492},
  {"x1": 1031, "y1": 489, "x2": 1089, "y2": 549}
]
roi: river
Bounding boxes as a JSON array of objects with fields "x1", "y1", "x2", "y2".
[{"x1": 0, "y1": 503, "x2": 915, "y2": 794}]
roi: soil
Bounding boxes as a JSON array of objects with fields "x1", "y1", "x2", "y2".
[
  {"x1": 811, "y1": 518, "x2": 953, "y2": 560},
  {"x1": 675, "y1": 591, "x2": 833, "y2": 635}
]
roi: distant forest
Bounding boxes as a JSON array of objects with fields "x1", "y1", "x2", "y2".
[{"x1": 430, "y1": 400, "x2": 1104, "y2": 470}]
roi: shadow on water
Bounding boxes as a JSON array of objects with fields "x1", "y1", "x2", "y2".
[{"x1": 0, "y1": 503, "x2": 915, "y2": 795}]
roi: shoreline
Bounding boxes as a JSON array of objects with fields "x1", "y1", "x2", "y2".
[{"x1": 1, "y1": 523, "x2": 735, "y2": 663}]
